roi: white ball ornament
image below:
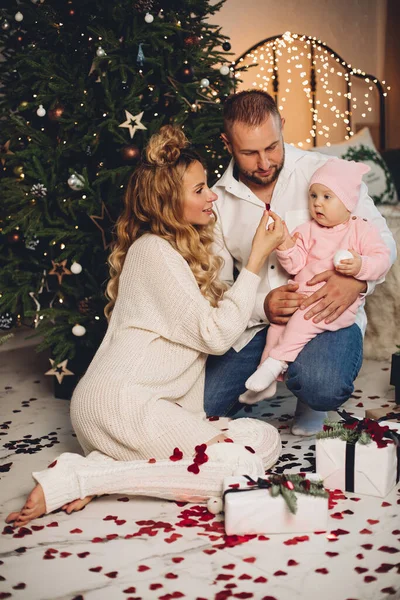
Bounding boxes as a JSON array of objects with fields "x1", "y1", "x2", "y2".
[
  {"x1": 207, "y1": 496, "x2": 223, "y2": 515},
  {"x1": 72, "y1": 324, "x2": 86, "y2": 337},
  {"x1": 144, "y1": 13, "x2": 154, "y2": 23},
  {"x1": 15, "y1": 11, "x2": 24, "y2": 22},
  {"x1": 219, "y1": 65, "x2": 230, "y2": 76},
  {"x1": 36, "y1": 105, "x2": 46, "y2": 117},
  {"x1": 70, "y1": 262, "x2": 82, "y2": 275},
  {"x1": 67, "y1": 173, "x2": 85, "y2": 191},
  {"x1": 96, "y1": 46, "x2": 107, "y2": 58},
  {"x1": 333, "y1": 249, "x2": 353, "y2": 268},
  {"x1": 200, "y1": 78, "x2": 210, "y2": 88}
]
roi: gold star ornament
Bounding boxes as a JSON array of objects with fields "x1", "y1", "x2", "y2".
[
  {"x1": 48, "y1": 260, "x2": 72, "y2": 285},
  {"x1": 45, "y1": 359, "x2": 74, "y2": 384},
  {"x1": 118, "y1": 110, "x2": 147, "y2": 138}
]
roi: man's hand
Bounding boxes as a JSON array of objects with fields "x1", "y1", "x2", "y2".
[
  {"x1": 300, "y1": 271, "x2": 367, "y2": 324},
  {"x1": 264, "y1": 283, "x2": 306, "y2": 324}
]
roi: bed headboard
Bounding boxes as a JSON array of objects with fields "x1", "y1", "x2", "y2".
[{"x1": 233, "y1": 32, "x2": 388, "y2": 151}]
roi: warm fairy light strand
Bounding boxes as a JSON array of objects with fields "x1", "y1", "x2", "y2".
[{"x1": 236, "y1": 32, "x2": 388, "y2": 148}]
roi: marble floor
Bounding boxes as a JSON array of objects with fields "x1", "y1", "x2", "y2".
[{"x1": 0, "y1": 331, "x2": 399, "y2": 600}]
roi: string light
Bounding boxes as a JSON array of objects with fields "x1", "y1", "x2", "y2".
[{"x1": 237, "y1": 31, "x2": 389, "y2": 148}]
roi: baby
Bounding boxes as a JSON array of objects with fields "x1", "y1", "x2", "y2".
[{"x1": 240, "y1": 158, "x2": 391, "y2": 406}]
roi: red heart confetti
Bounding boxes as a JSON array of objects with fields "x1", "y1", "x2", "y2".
[
  {"x1": 187, "y1": 462, "x2": 200, "y2": 474},
  {"x1": 378, "y1": 546, "x2": 399, "y2": 553},
  {"x1": 148, "y1": 458, "x2": 156, "y2": 463},
  {"x1": 169, "y1": 448, "x2": 183, "y2": 462}
]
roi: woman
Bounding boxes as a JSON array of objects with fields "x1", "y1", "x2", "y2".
[{"x1": 7, "y1": 125, "x2": 285, "y2": 527}]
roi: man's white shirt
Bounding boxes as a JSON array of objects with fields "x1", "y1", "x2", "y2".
[{"x1": 212, "y1": 143, "x2": 397, "y2": 352}]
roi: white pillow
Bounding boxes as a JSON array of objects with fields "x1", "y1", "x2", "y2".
[{"x1": 309, "y1": 128, "x2": 398, "y2": 205}]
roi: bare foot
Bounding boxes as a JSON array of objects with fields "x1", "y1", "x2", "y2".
[
  {"x1": 5, "y1": 484, "x2": 46, "y2": 528},
  {"x1": 61, "y1": 495, "x2": 95, "y2": 514}
]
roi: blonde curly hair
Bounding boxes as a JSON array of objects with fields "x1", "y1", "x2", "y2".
[{"x1": 105, "y1": 125, "x2": 227, "y2": 319}]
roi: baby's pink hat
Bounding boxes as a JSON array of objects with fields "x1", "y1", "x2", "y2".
[{"x1": 310, "y1": 158, "x2": 370, "y2": 212}]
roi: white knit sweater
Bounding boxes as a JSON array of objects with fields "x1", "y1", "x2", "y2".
[{"x1": 70, "y1": 234, "x2": 261, "y2": 461}]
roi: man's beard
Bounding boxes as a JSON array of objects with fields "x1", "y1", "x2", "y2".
[{"x1": 237, "y1": 144, "x2": 285, "y2": 187}]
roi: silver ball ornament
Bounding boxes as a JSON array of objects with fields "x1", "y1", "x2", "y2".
[
  {"x1": 1, "y1": 19, "x2": 10, "y2": 31},
  {"x1": 207, "y1": 496, "x2": 223, "y2": 515},
  {"x1": 70, "y1": 262, "x2": 83, "y2": 275},
  {"x1": 96, "y1": 46, "x2": 107, "y2": 58},
  {"x1": 333, "y1": 249, "x2": 353, "y2": 268},
  {"x1": 144, "y1": 13, "x2": 154, "y2": 23},
  {"x1": 200, "y1": 78, "x2": 210, "y2": 88},
  {"x1": 219, "y1": 65, "x2": 230, "y2": 76},
  {"x1": 72, "y1": 324, "x2": 86, "y2": 337},
  {"x1": 36, "y1": 105, "x2": 46, "y2": 117},
  {"x1": 14, "y1": 12, "x2": 24, "y2": 22},
  {"x1": 67, "y1": 173, "x2": 85, "y2": 191}
]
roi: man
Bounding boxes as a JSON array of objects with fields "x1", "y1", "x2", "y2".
[{"x1": 204, "y1": 90, "x2": 396, "y2": 435}]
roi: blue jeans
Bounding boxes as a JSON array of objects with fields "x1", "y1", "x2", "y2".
[{"x1": 204, "y1": 324, "x2": 363, "y2": 417}]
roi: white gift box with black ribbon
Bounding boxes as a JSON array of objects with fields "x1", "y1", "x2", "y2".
[
  {"x1": 316, "y1": 417, "x2": 400, "y2": 498},
  {"x1": 223, "y1": 474, "x2": 329, "y2": 536}
]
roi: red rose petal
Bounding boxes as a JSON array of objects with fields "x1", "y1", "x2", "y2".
[
  {"x1": 364, "y1": 576, "x2": 377, "y2": 582},
  {"x1": 224, "y1": 438, "x2": 234, "y2": 443},
  {"x1": 356, "y1": 553, "x2": 364, "y2": 560},
  {"x1": 244, "y1": 446, "x2": 255, "y2": 454},
  {"x1": 123, "y1": 587, "x2": 137, "y2": 593},
  {"x1": 288, "y1": 559, "x2": 299, "y2": 566},
  {"x1": 60, "y1": 552, "x2": 71, "y2": 558},
  {"x1": 361, "y1": 544, "x2": 373, "y2": 550},
  {"x1": 148, "y1": 458, "x2": 156, "y2": 463},
  {"x1": 149, "y1": 583, "x2": 163, "y2": 590},
  {"x1": 46, "y1": 522, "x2": 58, "y2": 528},
  {"x1": 31, "y1": 525, "x2": 44, "y2": 531},
  {"x1": 375, "y1": 563, "x2": 397, "y2": 573},
  {"x1": 92, "y1": 537, "x2": 104, "y2": 543},
  {"x1": 77, "y1": 552, "x2": 90, "y2": 558},
  {"x1": 89, "y1": 566, "x2": 102, "y2": 573},
  {"x1": 172, "y1": 557, "x2": 184, "y2": 563},
  {"x1": 367, "y1": 519, "x2": 379, "y2": 525},
  {"x1": 165, "y1": 573, "x2": 178, "y2": 579},
  {"x1": 70, "y1": 528, "x2": 82, "y2": 534},
  {"x1": 325, "y1": 552, "x2": 338, "y2": 557},
  {"x1": 235, "y1": 594, "x2": 253, "y2": 599},
  {"x1": 12, "y1": 583, "x2": 26, "y2": 590},
  {"x1": 222, "y1": 563, "x2": 236, "y2": 570},
  {"x1": 382, "y1": 502, "x2": 391, "y2": 507},
  {"x1": 274, "y1": 570, "x2": 287, "y2": 576},
  {"x1": 105, "y1": 571, "x2": 118, "y2": 578},
  {"x1": 238, "y1": 574, "x2": 251, "y2": 580},
  {"x1": 243, "y1": 557, "x2": 256, "y2": 563},
  {"x1": 330, "y1": 512, "x2": 344, "y2": 520},
  {"x1": 330, "y1": 529, "x2": 349, "y2": 536},
  {"x1": 48, "y1": 460, "x2": 57, "y2": 468},
  {"x1": 315, "y1": 568, "x2": 329, "y2": 574},
  {"x1": 355, "y1": 567, "x2": 368, "y2": 574},
  {"x1": 381, "y1": 587, "x2": 397, "y2": 594},
  {"x1": 138, "y1": 565, "x2": 150, "y2": 572},
  {"x1": 254, "y1": 576, "x2": 268, "y2": 583}
]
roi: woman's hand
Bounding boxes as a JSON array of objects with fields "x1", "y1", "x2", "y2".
[{"x1": 246, "y1": 210, "x2": 285, "y2": 275}]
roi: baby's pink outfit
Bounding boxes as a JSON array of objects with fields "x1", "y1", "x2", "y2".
[{"x1": 265, "y1": 216, "x2": 391, "y2": 364}]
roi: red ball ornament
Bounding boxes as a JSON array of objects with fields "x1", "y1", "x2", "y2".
[
  {"x1": 121, "y1": 145, "x2": 140, "y2": 163},
  {"x1": 48, "y1": 105, "x2": 65, "y2": 121},
  {"x1": 184, "y1": 35, "x2": 200, "y2": 47}
]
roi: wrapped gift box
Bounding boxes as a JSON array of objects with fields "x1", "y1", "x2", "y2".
[
  {"x1": 316, "y1": 419, "x2": 400, "y2": 497},
  {"x1": 223, "y1": 474, "x2": 328, "y2": 536},
  {"x1": 365, "y1": 405, "x2": 400, "y2": 422}
]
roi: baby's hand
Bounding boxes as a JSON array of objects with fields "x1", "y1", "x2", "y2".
[
  {"x1": 334, "y1": 249, "x2": 362, "y2": 277},
  {"x1": 276, "y1": 222, "x2": 300, "y2": 251}
]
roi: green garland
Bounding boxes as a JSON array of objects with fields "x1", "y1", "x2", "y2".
[
  {"x1": 316, "y1": 420, "x2": 372, "y2": 445},
  {"x1": 260, "y1": 474, "x2": 328, "y2": 515}
]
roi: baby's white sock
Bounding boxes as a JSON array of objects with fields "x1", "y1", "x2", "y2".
[
  {"x1": 291, "y1": 400, "x2": 327, "y2": 436},
  {"x1": 245, "y1": 357, "x2": 287, "y2": 393},
  {"x1": 238, "y1": 381, "x2": 277, "y2": 405}
]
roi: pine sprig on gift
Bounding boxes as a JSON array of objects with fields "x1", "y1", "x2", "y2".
[
  {"x1": 316, "y1": 420, "x2": 372, "y2": 445},
  {"x1": 251, "y1": 474, "x2": 328, "y2": 515}
]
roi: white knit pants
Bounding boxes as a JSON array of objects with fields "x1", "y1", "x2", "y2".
[{"x1": 32, "y1": 418, "x2": 281, "y2": 514}]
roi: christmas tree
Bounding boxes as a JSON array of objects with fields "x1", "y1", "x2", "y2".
[{"x1": 0, "y1": 0, "x2": 239, "y2": 393}]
